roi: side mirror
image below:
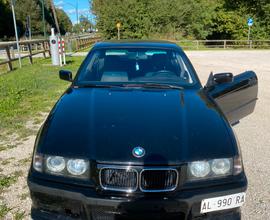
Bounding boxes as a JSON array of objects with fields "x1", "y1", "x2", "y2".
[
  {"x1": 205, "y1": 72, "x2": 233, "y2": 88},
  {"x1": 59, "y1": 70, "x2": 72, "y2": 82}
]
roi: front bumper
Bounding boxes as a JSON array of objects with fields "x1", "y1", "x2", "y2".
[{"x1": 28, "y1": 173, "x2": 247, "y2": 220}]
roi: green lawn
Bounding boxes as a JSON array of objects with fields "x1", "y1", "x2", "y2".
[
  {"x1": 0, "y1": 59, "x2": 8, "y2": 73},
  {"x1": 0, "y1": 56, "x2": 84, "y2": 140}
]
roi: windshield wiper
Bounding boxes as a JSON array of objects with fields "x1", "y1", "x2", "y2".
[
  {"x1": 75, "y1": 83, "x2": 183, "y2": 90},
  {"x1": 124, "y1": 83, "x2": 183, "y2": 90},
  {"x1": 74, "y1": 83, "x2": 125, "y2": 88}
]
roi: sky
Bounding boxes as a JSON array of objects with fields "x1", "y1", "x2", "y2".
[{"x1": 54, "y1": 0, "x2": 94, "y2": 24}]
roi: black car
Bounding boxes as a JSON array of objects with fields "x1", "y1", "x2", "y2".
[{"x1": 28, "y1": 41, "x2": 258, "y2": 220}]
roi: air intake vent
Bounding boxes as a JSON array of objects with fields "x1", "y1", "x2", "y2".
[
  {"x1": 100, "y1": 168, "x2": 138, "y2": 192},
  {"x1": 140, "y1": 169, "x2": 178, "y2": 192}
]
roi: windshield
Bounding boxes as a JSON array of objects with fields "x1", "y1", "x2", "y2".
[{"x1": 76, "y1": 48, "x2": 196, "y2": 85}]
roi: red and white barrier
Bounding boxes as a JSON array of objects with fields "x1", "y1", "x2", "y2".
[{"x1": 58, "y1": 37, "x2": 66, "y2": 66}]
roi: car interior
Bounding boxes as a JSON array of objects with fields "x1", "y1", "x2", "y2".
[{"x1": 80, "y1": 49, "x2": 193, "y2": 84}]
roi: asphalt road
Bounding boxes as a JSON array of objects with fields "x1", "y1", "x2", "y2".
[{"x1": 186, "y1": 50, "x2": 270, "y2": 220}]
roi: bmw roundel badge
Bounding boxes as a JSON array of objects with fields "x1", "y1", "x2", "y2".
[{"x1": 132, "y1": 146, "x2": 145, "y2": 158}]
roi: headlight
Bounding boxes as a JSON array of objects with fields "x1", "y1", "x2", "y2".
[
  {"x1": 189, "y1": 161, "x2": 210, "y2": 178},
  {"x1": 67, "y1": 159, "x2": 88, "y2": 176},
  {"x1": 46, "y1": 156, "x2": 65, "y2": 173},
  {"x1": 212, "y1": 158, "x2": 231, "y2": 175},
  {"x1": 33, "y1": 154, "x2": 90, "y2": 178},
  {"x1": 188, "y1": 158, "x2": 233, "y2": 180}
]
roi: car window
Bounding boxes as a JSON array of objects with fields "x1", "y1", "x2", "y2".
[{"x1": 76, "y1": 48, "x2": 195, "y2": 85}]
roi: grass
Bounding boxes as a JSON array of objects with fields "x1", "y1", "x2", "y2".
[
  {"x1": 0, "y1": 56, "x2": 83, "y2": 139},
  {"x1": 17, "y1": 157, "x2": 31, "y2": 166},
  {"x1": 0, "y1": 204, "x2": 12, "y2": 218},
  {"x1": 18, "y1": 192, "x2": 29, "y2": 201},
  {"x1": 78, "y1": 46, "x2": 92, "y2": 52},
  {"x1": 1, "y1": 157, "x2": 15, "y2": 166},
  {"x1": 0, "y1": 144, "x2": 17, "y2": 152},
  {"x1": 14, "y1": 211, "x2": 25, "y2": 220},
  {"x1": 0, "y1": 171, "x2": 23, "y2": 193},
  {"x1": 1, "y1": 159, "x2": 11, "y2": 166}
]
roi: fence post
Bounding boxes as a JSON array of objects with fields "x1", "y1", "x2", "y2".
[
  {"x1": 224, "y1": 40, "x2": 227, "y2": 49},
  {"x1": 5, "y1": 46, "x2": 13, "y2": 71},
  {"x1": 75, "y1": 38, "x2": 79, "y2": 51},
  {"x1": 27, "y1": 43, "x2": 33, "y2": 64},
  {"x1": 11, "y1": 46, "x2": 15, "y2": 59},
  {"x1": 196, "y1": 40, "x2": 199, "y2": 50},
  {"x1": 42, "y1": 41, "x2": 46, "y2": 58},
  {"x1": 46, "y1": 41, "x2": 51, "y2": 57}
]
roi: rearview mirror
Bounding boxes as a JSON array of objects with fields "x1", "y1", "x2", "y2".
[
  {"x1": 205, "y1": 72, "x2": 233, "y2": 88},
  {"x1": 59, "y1": 70, "x2": 72, "y2": 82}
]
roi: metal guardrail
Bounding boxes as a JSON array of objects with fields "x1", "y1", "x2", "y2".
[
  {"x1": 0, "y1": 39, "x2": 50, "y2": 71},
  {"x1": 171, "y1": 40, "x2": 270, "y2": 49}
]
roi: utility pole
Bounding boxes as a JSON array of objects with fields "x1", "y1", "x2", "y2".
[
  {"x1": 50, "y1": 0, "x2": 60, "y2": 34},
  {"x1": 10, "y1": 0, "x2": 22, "y2": 68},
  {"x1": 50, "y1": 0, "x2": 64, "y2": 66},
  {"x1": 248, "y1": 25, "x2": 251, "y2": 49},
  {"x1": 248, "y1": 25, "x2": 251, "y2": 42},
  {"x1": 76, "y1": 0, "x2": 79, "y2": 24}
]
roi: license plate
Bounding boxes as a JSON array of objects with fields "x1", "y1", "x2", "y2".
[{"x1": 200, "y1": 192, "x2": 246, "y2": 213}]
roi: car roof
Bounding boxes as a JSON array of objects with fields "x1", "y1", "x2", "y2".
[{"x1": 92, "y1": 40, "x2": 182, "y2": 50}]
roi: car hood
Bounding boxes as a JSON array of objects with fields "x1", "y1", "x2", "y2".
[{"x1": 37, "y1": 87, "x2": 236, "y2": 165}]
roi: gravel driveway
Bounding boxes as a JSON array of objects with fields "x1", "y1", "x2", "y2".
[{"x1": 0, "y1": 50, "x2": 269, "y2": 219}]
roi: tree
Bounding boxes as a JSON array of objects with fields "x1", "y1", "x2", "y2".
[
  {"x1": 73, "y1": 23, "x2": 82, "y2": 33},
  {"x1": 56, "y1": 8, "x2": 72, "y2": 35},
  {"x1": 0, "y1": 0, "x2": 13, "y2": 38},
  {"x1": 72, "y1": 16, "x2": 93, "y2": 34},
  {"x1": 1, "y1": 0, "x2": 269, "y2": 40},
  {"x1": 79, "y1": 15, "x2": 92, "y2": 32},
  {"x1": 14, "y1": 0, "x2": 43, "y2": 37},
  {"x1": 92, "y1": 0, "x2": 270, "y2": 40},
  {"x1": 209, "y1": 9, "x2": 247, "y2": 40},
  {"x1": 212, "y1": 0, "x2": 270, "y2": 39},
  {"x1": 92, "y1": 0, "x2": 219, "y2": 40},
  {"x1": 0, "y1": 0, "x2": 73, "y2": 38}
]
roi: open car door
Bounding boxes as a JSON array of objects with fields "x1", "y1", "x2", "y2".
[{"x1": 206, "y1": 71, "x2": 258, "y2": 125}]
